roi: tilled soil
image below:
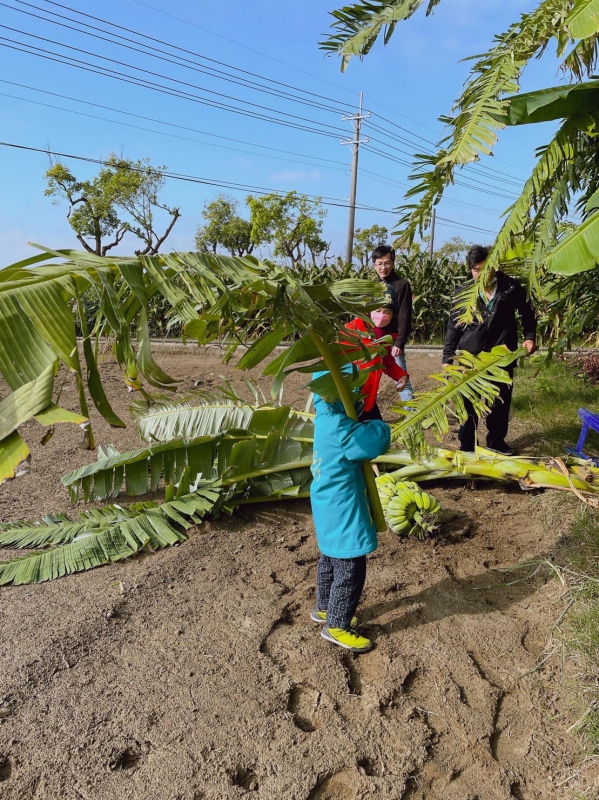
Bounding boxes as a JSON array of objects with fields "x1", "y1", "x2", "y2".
[{"x1": 0, "y1": 348, "x2": 595, "y2": 800}]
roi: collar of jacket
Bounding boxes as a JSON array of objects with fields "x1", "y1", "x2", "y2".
[
  {"x1": 461, "y1": 270, "x2": 515, "y2": 299},
  {"x1": 376, "y1": 269, "x2": 400, "y2": 283}
]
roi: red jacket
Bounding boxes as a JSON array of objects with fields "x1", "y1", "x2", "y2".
[{"x1": 345, "y1": 318, "x2": 408, "y2": 412}]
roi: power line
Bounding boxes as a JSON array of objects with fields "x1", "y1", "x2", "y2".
[
  {"x1": 0, "y1": 81, "x2": 351, "y2": 170},
  {"x1": 1, "y1": 82, "x2": 506, "y2": 220},
  {"x1": 0, "y1": 31, "x2": 520, "y2": 204},
  {"x1": 368, "y1": 111, "x2": 531, "y2": 178},
  {"x1": 117, "y1": 0, "x2": 531, "y2": 178},
  {"x1": 362, "y1": 145, "x2": 517, "y2": 201},
  {"x1": 0, "y1": 140, "x2": 501, "y2": 235},
  {"x1": 3, "y1": 1, "x2": 353, "y2": 116},
  {"x1": 2, "y1": 84, "x2": 507, "y2": 219},
  {"x1": 38, "y1": 0, "x2": 353, "y2": 110},
  {"x1": 0, "y1": 24, "x2": 350, "y2": 135},
  {"x1": 364, "y1": 120, "x2": 524, "y2": 190},
  {"x1": 0, "y1": 0, "x2": 524, "y2": 203},
  {"x1": 0, "y1": 39, "x2": 347, "y2": 140},
  {"x1": 8, "y1": 0, "x2": 532, "y2": 183},
  {"x1": 125, "y1": 0, "x2": 453, "y2": 142}
]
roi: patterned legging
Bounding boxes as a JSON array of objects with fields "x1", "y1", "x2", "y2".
[{"x1": 316, "y1": 554, "x2": 367, "y2": 630}]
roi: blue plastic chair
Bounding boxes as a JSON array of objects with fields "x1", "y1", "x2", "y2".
[{"x1": 568, "y1": 408, "x2": 599, "y2": 466}]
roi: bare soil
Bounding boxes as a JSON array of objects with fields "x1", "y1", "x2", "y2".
[{"x1": 0, "y1": 348, "x2": 595, "y2": 800}]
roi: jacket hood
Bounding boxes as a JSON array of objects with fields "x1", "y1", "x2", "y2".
[{"x1": 312, "y1": 369, "x2": 362, "y2": 416}]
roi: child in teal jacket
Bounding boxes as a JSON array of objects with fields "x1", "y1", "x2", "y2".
[{"x1": 310, "y1": 390, "x2": 391, "y2": 653}]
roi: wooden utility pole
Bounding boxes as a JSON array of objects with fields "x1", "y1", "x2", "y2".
[{"x1": 342, "y1": 93, "x2": 370, "y2": 265}]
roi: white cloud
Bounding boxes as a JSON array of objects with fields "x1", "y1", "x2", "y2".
[{"x1": 268, "y1": 169, "x2": 322, "y2": 183}]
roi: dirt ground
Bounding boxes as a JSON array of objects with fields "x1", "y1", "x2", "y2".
[{"x1": 0, "y1": 347, "x2": 596, "y2": 800}]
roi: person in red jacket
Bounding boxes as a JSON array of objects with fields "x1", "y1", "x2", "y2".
[{"x1": 345, "y1": 300, "x2": 409, "y2": 422}]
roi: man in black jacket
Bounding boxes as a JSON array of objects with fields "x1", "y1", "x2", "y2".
[
  {"x1": 442, "y1": 245, "x2": 537, "y2": 455},
  {"x1": 371, "y1": 245, "x2": 414, "y2": 401}
]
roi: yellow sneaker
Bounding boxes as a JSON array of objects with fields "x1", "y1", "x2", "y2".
[
  {"x1": 311, "y1": 608, "x2": 358, "y2": 628},
  {"x1": 321, "y1": 626, "x2": 373, "y2": 653}
]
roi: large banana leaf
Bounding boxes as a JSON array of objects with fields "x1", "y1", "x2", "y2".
[
  {"x1": 319, "y1": 0, "x2": 442, "y2": 70},
  {"x1": 566, "y1": 0, "x2": 599, "y2": 39},
  {"x1": 545, "y1": 211, "x2": 599, "y2": 274},
  {"x1": 62, "y1": 428, "x2": 313, "y2": 504},
  {"x1": 0, "y1": 486, "x2": 222, "y2": 585},
  {"x1": 133, "y1": 401, "x2": 314, "y2": 443},
  {"x1": 498, "y1": 80, "x2": 599, "y2": 126},
  {"x1": 391, "y1": 346, "x2": 522, "y2": 454}
]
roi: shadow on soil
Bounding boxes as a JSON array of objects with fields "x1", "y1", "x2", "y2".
[{"x1": 362, "y1": 561, "x2": 550, "y2": 638}]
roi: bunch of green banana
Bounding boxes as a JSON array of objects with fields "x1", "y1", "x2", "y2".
[{"x1": 376, "y1": 473, "x2": 441, "y2": 539}]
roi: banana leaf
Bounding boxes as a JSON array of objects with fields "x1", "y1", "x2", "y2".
[{"x1": 0, "y1": 485, "x2": 222, "y2": 585}]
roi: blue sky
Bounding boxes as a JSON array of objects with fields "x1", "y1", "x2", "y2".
[{"x1": 0, "y1": 0, "x2": 568, "y2": 263}]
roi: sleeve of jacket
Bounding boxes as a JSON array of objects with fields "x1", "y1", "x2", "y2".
[
  {"x1": 339, "y1": 418, "x2": 391, "y2": 462},
  {"x1": 442, "y1": 293, "x2": 462, "y2": 364},
  {"x1": 394, "y1": 281, "x2": 413, "y2": 350},
  {"x1": 382, "y1": 351, "x2": 407, "y2": 381},
  {"x1": 513, "y1": 281, "x2": 537, "y2": 342}
]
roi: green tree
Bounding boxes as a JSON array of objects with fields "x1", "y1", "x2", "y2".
[
  {"x1": 45, "y1": 154, "x2": 180, "y2": 257},
  {"x1": 195, "y1": 195, "x2": 255, "y2": 256},
  {"x1": 246, "y1": 191, "x2": 328, "y2": 267},
  {"x1": 433, "y1": 237, "x2": 474, "y2": 263},
  {"x1": 320, "y1": 0, "x2": 599, "y2": 332},
  {"x1": 353, "y1": 224, "x2": 389, "y2": 267}
]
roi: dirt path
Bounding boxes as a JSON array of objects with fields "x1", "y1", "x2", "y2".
[{"x1": 0, "y1": 349, "x2": 592, "y2": 799}]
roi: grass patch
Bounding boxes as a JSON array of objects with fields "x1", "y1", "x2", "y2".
[
  {"x1": 562, "y1": 508, "x2": 599, "y2": 756},
  {"x1": 511, "y1": 359, "x2": 599, "y2": 456}
]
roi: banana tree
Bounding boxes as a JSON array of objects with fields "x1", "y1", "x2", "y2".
[
  {"x1": 321, "y1": 0, "x2": 599, "y2": 326},
  {"x1": 2, "y1": 360, "x2": 598, "y2": 584}
]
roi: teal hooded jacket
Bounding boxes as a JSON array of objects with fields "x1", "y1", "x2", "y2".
[{"x1": 310, "y1": 393, "x2": 391, "y2": 559}]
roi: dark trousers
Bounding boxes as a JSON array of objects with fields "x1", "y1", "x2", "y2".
[
  {"x1": 358, "y1": 404, "x2": 383, "y2": 422},
  {"x1": 316, "y1": 554, "x2": 366, "y2": 629},
  {"x1": 458, "y1": 367, "x2": 514, "y2": 451}
]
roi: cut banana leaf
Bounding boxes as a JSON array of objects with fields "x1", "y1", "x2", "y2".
[
  {"x1": 0, "y1": 364, "x2": 56, "y2": 440},
  {"x1": 0, "y1": 486, "x2": 221, "y2": 585},
  {"x1": 0, "y1": 431, "x2": 30, "y2": 484}
]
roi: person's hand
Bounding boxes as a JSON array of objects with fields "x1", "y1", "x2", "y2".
[
  {"x1": 522, "y1": 339, "x2": 537, "y2": 355},
  {"x1": 391, "y1": 346, "x2": 403, "y2": 357},
  {"x1": 396, "y1": 375, "x2": 408, "y2": 392},
  {"x1": 441, "y1": 363, "x2": 451, "y2": 368}
]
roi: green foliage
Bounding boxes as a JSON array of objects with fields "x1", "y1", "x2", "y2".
[
  {"x1": 247, "y1": 191, "x2": 329, "y2": 266},
  {"x1": 0, "y1": 487, "x2": 221, "y2": 585},
  {"x1": 319, "y1": 0, "x2": 442, "y2": 71},
  {"x1": 195, "y1": 194, "x2": 255, "y2": 257},
  {"x1": 396, "y1": 252, "x2": 468, "y2": 342},
  {"x1": 433, "y1": 236, "x2": 473, "y2": 263},
  {"x1": 353, "y1": 224, "x2": 389, "y2": 267},
  {"x1": 391, "y1": 346, "x2": 522, "y2": 454},
  {"x1": 45, "y1": 155, "x2": 180, "y2": 256},
  {"x1": 511, "y1": 357, "x2": 599, "y2": 455}
]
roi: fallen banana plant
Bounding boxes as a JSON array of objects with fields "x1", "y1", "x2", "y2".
[
  {"x1": 376, "y1": 446, "x2": 599, "y2": 497},
  {"x1": 2, "y1": 390, "x2": 599, "y2": 584},
  {"x1": 376, "y1": 474, "x2": 441, "y2": 538}
]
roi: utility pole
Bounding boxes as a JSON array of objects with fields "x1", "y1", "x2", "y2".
[
  {"x1": 429, "y1": 208, "x2": 437, "y2": 258},
  {"x1": 341, "y1": 92, "x2": 370, "y2": 265}
]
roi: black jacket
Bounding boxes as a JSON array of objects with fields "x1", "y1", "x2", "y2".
[
  {"x1": 442, "y1": 271, "x2": 537, "y2": 364},
  {"x1": 377, "y1": 270, "x2": 412, "y2": 350}
]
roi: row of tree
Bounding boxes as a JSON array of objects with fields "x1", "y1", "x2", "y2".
[{"x1": 45, "y1": 156, "x2": 475, "y2": 266}]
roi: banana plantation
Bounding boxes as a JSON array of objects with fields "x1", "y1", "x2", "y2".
[{"x1": 2, "y1": 0, "x2": 599, "y2": 797}]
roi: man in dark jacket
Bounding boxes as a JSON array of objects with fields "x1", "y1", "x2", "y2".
[
  {"x1": 442, "y1": 245, "x2": 537, "y2": 455},
  {"x1": 371, "y1": 245, "x2": 413, "y2": 401}
]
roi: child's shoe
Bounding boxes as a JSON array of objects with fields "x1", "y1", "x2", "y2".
[
  {"x1": 321, "y1": 626, "x2": 373, "y2": 653},
  {"x1": 310, "y1": 607, "x2": 357, "y2": 628}
]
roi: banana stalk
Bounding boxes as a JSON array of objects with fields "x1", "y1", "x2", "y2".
[{"x1": 375, "y1": 446, "x2": 599, "y2": 497}]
